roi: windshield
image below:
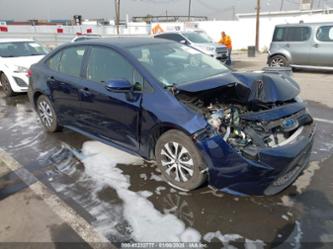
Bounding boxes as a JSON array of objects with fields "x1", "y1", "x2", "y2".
[
  {"x1": 129, "y1": 42, "x2": 229, "y2": 86},
  {"x1": 0, "y1": 42, "x2": 48, "y2": 57},
  {"x1": 183, "y1": 32, "x2": 212, "y2": 44}
]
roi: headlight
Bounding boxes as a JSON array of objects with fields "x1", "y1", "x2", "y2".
[{"x1": 13, "y1": 65, "x2": 29, "y2": 73}]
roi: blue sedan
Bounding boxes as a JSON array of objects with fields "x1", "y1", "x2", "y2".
[{"x1": 28, "y1": 37, "x2": 315, "y2": 196}]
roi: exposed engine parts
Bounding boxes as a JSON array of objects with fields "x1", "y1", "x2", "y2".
[
  {"x1": 206, "y1": 103, "x2": 253, "y2": 148},
  {"x1": 176, "y1": 91, "x2": 313, "y2": 155}
]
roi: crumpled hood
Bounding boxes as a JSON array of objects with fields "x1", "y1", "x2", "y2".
[{"x1": 176, "y1": 72, "x2": 300, "y2": 103}]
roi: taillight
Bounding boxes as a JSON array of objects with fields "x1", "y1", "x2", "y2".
[{"x1": 26, "y1": 69, "x2": 32, "y2": 78}]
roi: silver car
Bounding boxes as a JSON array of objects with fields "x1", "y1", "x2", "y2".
[
  {"x1": 268, "y1": 22, "x2": 333, "y2": 70},
  {"x1": 154, "y1": 31, "x2": 228, "y2": 62}
]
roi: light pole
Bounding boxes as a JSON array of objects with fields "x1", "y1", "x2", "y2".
[
  {"x1": 188, "y1": 0, "x2": 192, "y2": 21},
  {"x1": 255, "y1": 0, "x2": 261, "y2": 51},
  {"x1": 115, "y1": 0, "x2": 120, "y2": 34}
]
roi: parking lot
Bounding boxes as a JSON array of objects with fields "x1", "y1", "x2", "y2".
[{"x1": 1, "y1": 52, "x2": 333, "y2": 248}]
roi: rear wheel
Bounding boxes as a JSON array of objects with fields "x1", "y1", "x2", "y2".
[
  {"x1": 155, "y1": 130, "x2": 207, "y2": 191},
  {"x1": 268, "y1": 55, "x2": 289, "y2": 67},
  {"x1": 0, "y1": 73, "x2": 15, "y2": 97},
  {"x1": 36, "y1": 95, "x2": 61, "y2": 133}
]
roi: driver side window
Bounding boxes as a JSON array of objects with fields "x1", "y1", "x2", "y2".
[{"x1": 86, "y1": 46, "x2": 142, "y2": 88}]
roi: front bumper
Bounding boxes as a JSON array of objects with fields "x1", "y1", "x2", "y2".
[
  {"x1": 7, "y1": 73, "x2": 29, "y2": 93},
  {"x1": 196, "y1": 123, "x2": 315, "y2": 196}
]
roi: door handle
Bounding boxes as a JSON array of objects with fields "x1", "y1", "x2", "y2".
[
  {"x1": 285, "y1": 43, "x2": 290, "y2": 48},
  {"x1": 313, "y1": 43, "x2": 319, "y2": 48}
]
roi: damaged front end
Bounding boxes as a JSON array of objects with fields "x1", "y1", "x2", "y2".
[{"x1": 175, "y1": 72, "x2": 315, "y2": 196}]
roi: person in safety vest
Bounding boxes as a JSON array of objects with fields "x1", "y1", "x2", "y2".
[{"x1": 218, "y1": 31, "x2": 232, "y2": 65}]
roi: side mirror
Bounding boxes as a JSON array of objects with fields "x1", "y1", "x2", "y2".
[{"x1": 105, "y1": 79, "x2": 132, "y2": 92}]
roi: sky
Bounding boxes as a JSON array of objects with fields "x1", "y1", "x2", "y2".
[{"x1": 0, "y1": 0, "x2": 333, "y2": 21}]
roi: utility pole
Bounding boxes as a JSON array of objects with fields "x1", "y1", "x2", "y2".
[
  {"x1": 232, "y1": 6, "x2": 236, "y2": 20},
  {"x1": 280, "y1": 0, "x2": 285, "y2": 11},
  {"x1": 255, "y1": 0, "x2": 261, "y2": 51},
  {"x1": 114, "y1": 0, "x2": 120, "y2": 34},
  {"x1": 188, "y1": 0, "x2": 192, "y2": 21}
]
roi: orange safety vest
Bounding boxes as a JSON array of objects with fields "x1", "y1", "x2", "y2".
[
  {"x1": 218, "y1": 35, "x2": 232, "y2": 49},
  {"x1": 151, "y1": 24, "x2": 164, "y2": 34}
]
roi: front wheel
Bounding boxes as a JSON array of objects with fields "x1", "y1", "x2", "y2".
[
  {"x1": 0, "y1": 73, "x2": 15, "y2": 97},
  {"x1": 36, "y1": 95, "x2": 62, "y2": 133},
  {"x1": 268, "y1": 55, "x2": 289, "y2": 67},
  {"x1": 155, "y1": 130, "x2": 207, "y2": 191}
]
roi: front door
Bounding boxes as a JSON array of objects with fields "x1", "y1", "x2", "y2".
[
  {"x1": 78, "y1": 46, "x2": 143, "y2": 151},
  {"x1": 309, "y1": 25, "x2": 333, "y2": 67}
]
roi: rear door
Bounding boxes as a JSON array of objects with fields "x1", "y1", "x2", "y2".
[
  {"x1": 309, "y1": 25, "x2": 333, "y2": 67},
  {"x1": 78, "y1": 46, "x2": 143, "y2": 151},
  {"x1": 45, "y1": 46, "x2": 88, "y2": 126}
]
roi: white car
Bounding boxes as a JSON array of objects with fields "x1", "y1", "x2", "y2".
[
  {"x1": 154, "y1": 31, "x2": 228, "y2": 62},
  {"x1": 71, "y1": 34, "x2": 102, "y2": 43},
  {"x1": 0, "y1": 39, "x2": 48, "y2": 96}
]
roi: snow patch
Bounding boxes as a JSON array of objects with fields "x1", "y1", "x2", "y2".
[
  {"x1": 155, "y1": 186, "x2": 167, "y2": 195},
  {"x1": 79, "y1": 141, "x2": 201, "y2": 242},
  {"x1": 203, "y1": 231, "x2": 265, "y2": 249},
  {"x1": 282, "y1": 214, "x2": 289, "y2": 221},
  {"x1": 280, "y1": 195, "x2": 295, "y2": 207},
  {"x1": 139, "y1": 173, "x2": 147, "y2": 181},
  {"x1": 138, "y1": 191, "x2": 153, "y2": 198},
  {"x1": 150, "y1": 172, "x2": 163, "y2": 182}
]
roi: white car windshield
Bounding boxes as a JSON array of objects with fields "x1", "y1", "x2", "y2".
[
  {"x1": 0, "y1": 42, "x2": 48, "y2": 57},
  {"x1": 183, "y1": 32, "x2": 213, "y2": 44},
  {"x1": 129, "y1": 42, "x2": 229, "y2": 86}
]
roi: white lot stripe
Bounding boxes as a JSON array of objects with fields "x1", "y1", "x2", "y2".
[
  {"x1": 0, "y1": 149, "x2": 114, "y2": 249},
  {"x1": 314, "y1": 118, "x2": 333, "y2": 125}
]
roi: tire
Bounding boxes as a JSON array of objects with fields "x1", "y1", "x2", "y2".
[
  {"x1": 268, "y1": 55, "x2": 289, "y2": 67},
  {"x1": 155, "y1": 129, "x2": 207, "y2": 191},
  {"x1": 0, "y1": 73, "x2": 15, "y2": 97},
  {"x1": 36, "y1": 95, "x2": 61, "y2": 133}
]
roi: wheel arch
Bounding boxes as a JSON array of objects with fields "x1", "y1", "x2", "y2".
[
  {"x1": 144, "y1": 122, "x2": 193, "y2": 160},
  {"x1": 268, "y1": 52, "x2": 291, "y2": 64},
  {"x1": 32, "y1": 91, "x2": 44, "y2": 109}
]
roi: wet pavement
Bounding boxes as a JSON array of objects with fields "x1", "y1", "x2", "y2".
[{"x1": 1, "y1": 89, "x2": 333, "y2": 248}]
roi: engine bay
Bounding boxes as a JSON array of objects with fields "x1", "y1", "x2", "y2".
[{"x1": 175, "y1": 89, "x2": 313, "y2": 157}]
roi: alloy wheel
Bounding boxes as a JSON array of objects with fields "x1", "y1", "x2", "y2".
[
  {"x1": 160, "y1": 142, "x2": 194, "y2": 183},
  {"x1": 38, "y1": 100, "x2": 54, "y2": 128},
  {"x1": 271, "y1": 57, "x2": 286, "y2": 67}
]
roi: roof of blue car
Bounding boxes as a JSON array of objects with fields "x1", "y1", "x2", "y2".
[{"x1": 79, "y1": 36, "x2": 172, "y2": 48}]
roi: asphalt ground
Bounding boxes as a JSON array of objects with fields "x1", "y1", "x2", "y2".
[{"x1": 1, "y1": 53, "x2": 333, "y2": 248}]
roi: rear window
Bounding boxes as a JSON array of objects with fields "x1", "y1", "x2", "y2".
[
  {"x1": 273, "y1": 26, "x2": 311, "y2": 42},
  {"x1": 316, "y1": 26, "x2": 333, "y2": 42}
]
